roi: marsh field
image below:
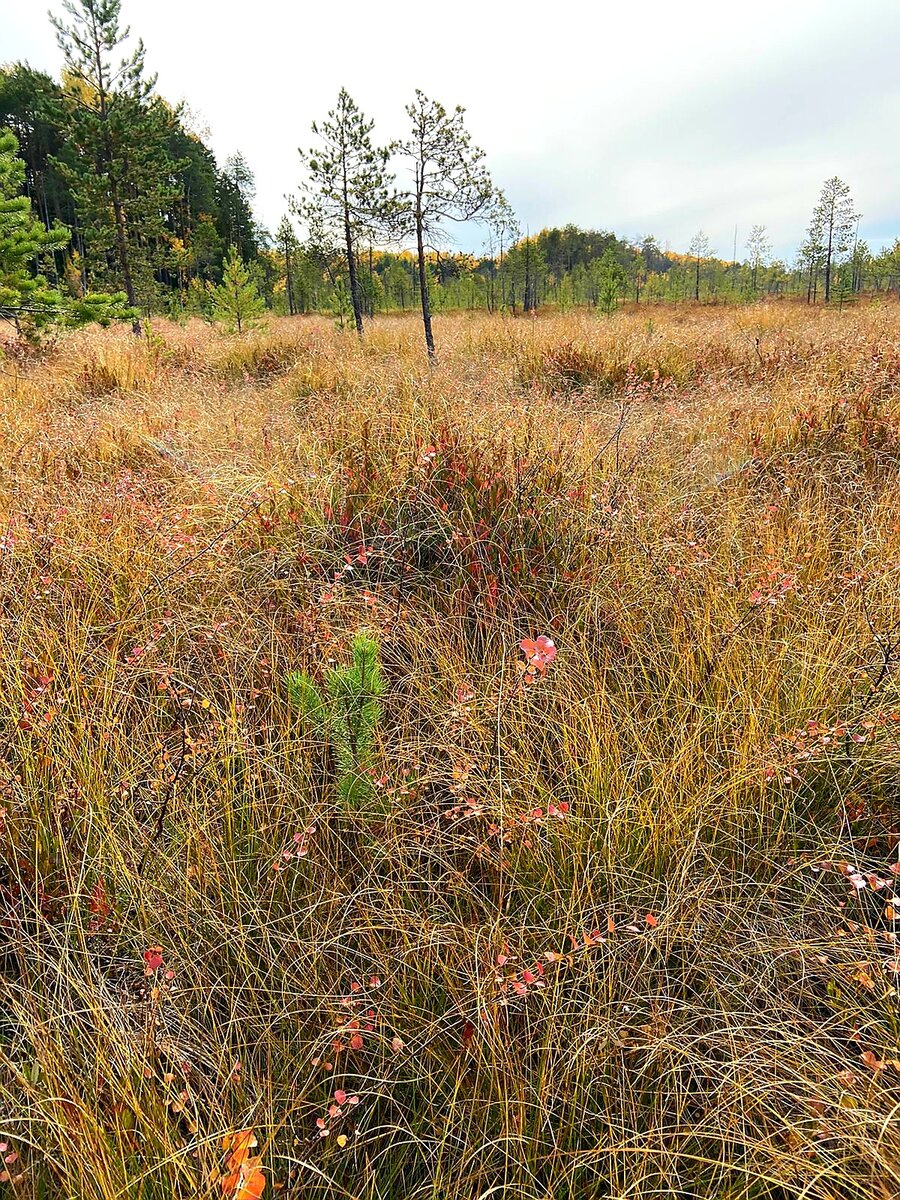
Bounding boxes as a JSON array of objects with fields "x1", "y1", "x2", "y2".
[{"x1": 1, "y1": 302, "x2": 900, "y2": 1199}]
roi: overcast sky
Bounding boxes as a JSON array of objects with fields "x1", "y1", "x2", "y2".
[{"x1": 5, "y1": 0, "x2": 900, "y2": 260}]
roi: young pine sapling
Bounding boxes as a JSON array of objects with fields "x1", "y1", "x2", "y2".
[{"x1": 287, "y1": 631, "x2": 385, "y2": 808}]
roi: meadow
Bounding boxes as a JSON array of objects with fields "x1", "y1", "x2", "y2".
[{"x1": 1, "y1": 301, "x2": 900, "y2": 1199}]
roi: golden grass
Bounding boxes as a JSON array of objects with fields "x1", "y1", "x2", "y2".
[{"x1": 1, "y1": 303, "x2": 900, "y2": 1198}]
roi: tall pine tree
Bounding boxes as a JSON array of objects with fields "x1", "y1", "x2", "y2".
[
  {"x1": 217, "y1": 151, "x2": 260, "y2": 265},
  {"x1": 810, "y1": 177, "x2": 858, "y2": 304},
  {"x1": 50, "y1": 0, "x2": 184, "y2": 331},
  {"x1": 296, "y1": 89, "x2": 394, "y2": 337},
  {"x1": 396, "y1": 92, "x2": 493, "y2": 357},
  {"x1": 276, "y1": 214, "x2": 300, "y2": 315}
]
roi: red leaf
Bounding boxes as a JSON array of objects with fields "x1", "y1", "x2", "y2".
[{"x1": 142, "y1": 946, "x2": 163, "y2": 973}]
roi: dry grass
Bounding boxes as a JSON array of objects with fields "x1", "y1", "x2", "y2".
[{"x1": 1, "y1": 303, "x2": 900, "y2": 1199}]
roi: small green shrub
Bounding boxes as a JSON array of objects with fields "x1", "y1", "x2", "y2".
[{"x1": 286, "y1": 631, "x2": 385, "y2": 808}]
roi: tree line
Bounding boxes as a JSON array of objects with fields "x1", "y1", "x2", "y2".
[{"x1": 2, "y1": 0, "x2": 900, "y2": 353}]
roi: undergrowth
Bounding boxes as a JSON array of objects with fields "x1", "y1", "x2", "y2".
[{"x1": 0, "y1": 304, "x2": 899, "y2": 1199}]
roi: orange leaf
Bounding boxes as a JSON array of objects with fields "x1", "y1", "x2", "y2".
[
  {"x1": 222, "y1": 1129, "x2": 257, "y2": 1170},
  {"x1": 222, "y1": 1162, "x2": 266, "y2": 1200},
  {"x1": 221, "y1": 1129, "x2": 266, "y2": 1199}
]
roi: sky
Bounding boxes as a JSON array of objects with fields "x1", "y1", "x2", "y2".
[{"x1": 4, "y1": 0, "x2": 900, "y2": 261}]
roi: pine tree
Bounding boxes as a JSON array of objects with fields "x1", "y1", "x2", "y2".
[
  {"x1": 591, "y1": 248, "x2": 625, "y2": 316},
  {"x1": 0, "y1": 126, "x2": 68, "y2": 331},
  {"x1": 50, "y1": 0, "x2": 185, "y2": 330},
  {"x1": 798, "y1": 214, "x2": 826, "y2": 304},
  {"x1": 296, "y1": 89, "x2": 394, "y2": 337},
  {"x1": 0, "y1": 65, "x2": 78, "y2": 260},
  {"x1": 504, "y1": 236, "x2": 547, "y2": 313},
  {"x1": 483, "y1": 192, "x2": 519, "y2": 313},
  {"x1": 745, "y1": 224, "x2": 771, "y2": 294},
  {"x1": 688, "y1": 230, "x2": 712, "y2": 301},
  {"x1": 217, "y1": 151, "x2": 260, "y2": 265},
  {"x1": 0, "y1": 126, "x2": 129, "y2": 340},
  {"x1": 210, "y1": 246, "x2": 265, "y2": 332},
  {"x1": 396, "y1": 91, "x2": 493, "y2": 357},
  {"x1": 810, "y1": 177, "x2": 858, "y2": 303},
  {"x1": 276, "y1": 214, "x2": 299, "y2": 315}
]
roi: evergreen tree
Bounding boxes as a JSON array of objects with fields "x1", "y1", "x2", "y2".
[
  {"x1": 850, "y1": 238, "x2": 870, "y2": 294},
  {"x1": 0, "y1": 65, "x2": 77, "y2": 258},
  {"x1": 688, "y1": 230, "x2": 712, "y2": 301},
  {"x1": 396, "y1": 90, "x2": 493, "y2": 357},
  {"x1": 165, "y1": 112, "x2": 223, "y2": 288},
  {"x1": 330, "y1": 275, "x2": 351, "y2": 331},
  {"x1": 1, "y1": 61, "x2": 239, "y2": 305},
  {"x1": 624, "y1": 247, "x2": 646, "y2": 303},
  {"x1": 591, "y1": 247, "x2": 626, "y2": 315},
  {"x1": 0, "y1": 126, "x2": 68, "y2": 333},
  {"x1": 889, "y1": 240, "x2": 900, "y2": 296},
  {"x1": 210, "y1": 246, "x2": 265, "y2": 332},
  {"x1": 745, "y1": 224, "x2": 771, "y2": 293},
  {"x1": 483, "y1": 193, "x2": 520, "y2": 312},
  {"x1": 296, "y1": 89, "x2": 394, "y2": 337},
  {"x1": 504, "y1": 236, "x2": 547, "y2": 312},
  {"x1": 286, "y1": 631, "x2": 385, "y2": 810},
  {"x1": 640, "y1": 234, "x2": 667, "y2": 274},
  {"x1": 798, "y1": 215, "x2": 826, "y2": 304},
  {"x1": 276, "y1": 214, "x2": 300, "y2": 315},
  {"x1": 810, "y1": 177, "x2": 858, "y2": 303},
  {"x1": 217, "y1": 151, "x2": 260, "y2": 264},
  {"x1": 0, "y1": 127, "x2": 130, "y2": 339},
  {"x1": 50, "y1": 0, "x2": 185, "y2": 330}
]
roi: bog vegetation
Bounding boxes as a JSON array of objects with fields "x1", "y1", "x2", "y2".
[{"x1": 1, "y1": 302, "x2": 900, "y2": 1198}]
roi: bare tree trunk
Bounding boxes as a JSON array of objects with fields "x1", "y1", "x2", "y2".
[
  {"x1": 415, "y1": 212, "x2": 435, "y2": 358},
  {"x1": 111, "y1": 192, "x2": 141, "y2": 334},
  {"x1": 343, "y1": 213, "x2": 364, "y2": 336},
  {"x1": 285, "y1": 246, "x2": 295, "y2": 315},
  {"x1": 524, "y1": 236, "x2": 532, "y2": 312}
]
